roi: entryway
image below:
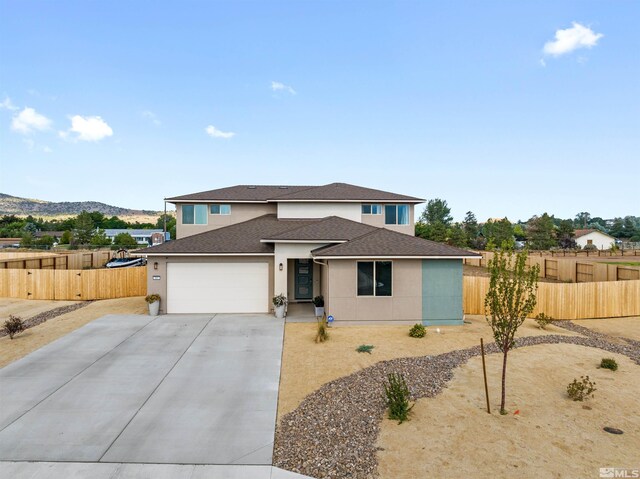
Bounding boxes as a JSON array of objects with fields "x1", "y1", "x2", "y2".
[{"x1": 293, "y1": 259, "x2": 313, "y2": 301}]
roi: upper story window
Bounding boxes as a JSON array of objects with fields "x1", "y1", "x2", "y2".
[
  {"x1": 362, "y1": 204, "x2": 382, "y2": 215},
  {"x1": 385, "y1": 204, "x2": 409, "y2": 225},
  {"x1": 357, "y1": 261, "x2": 392, "y2": 296},
  {"x1": 182, "y1": 204, "x2": 208, "y2": 225},
  {"x1": 210, "y1": 204, "x2": 231, "y2": 215}
]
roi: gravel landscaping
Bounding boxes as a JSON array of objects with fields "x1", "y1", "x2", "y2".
[
  {"x1": 273, "y1": 326, "x2": 640, "y2": 479},
  {"x1": 0, "y1": 302, "x2": 91, "y2": 338}
]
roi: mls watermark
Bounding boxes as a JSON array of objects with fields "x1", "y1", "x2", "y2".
[{"x1": 600, "y1": 468, "x2": 640, "y2": 478}]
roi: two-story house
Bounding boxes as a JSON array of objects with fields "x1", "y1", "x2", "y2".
[{"x1": 136, "y1": 183, "x2": 480, "y2": 325}]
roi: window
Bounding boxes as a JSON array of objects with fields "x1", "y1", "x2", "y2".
[
  {"x1": 210, "y1": 204, "x2": 231, "y2": 215},
  {"x1": 357, "y1": 261, "x2": 392, "y2": 296},
  {"x1": 182, "y1": 204, "x2": 208, "y2": 224},
  {"x1": 385, "y1": 204, "x2": 409, "y2": 225},
  {"x1": 362, "y1": 204, "x2": 382, "y2": 215},
  {"x1": 587, "y1": 239, "x2": 593, "y2": 245}
]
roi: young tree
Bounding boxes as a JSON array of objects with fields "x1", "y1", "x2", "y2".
[
  {"x1": 20, "y1": 232, "x2": 33, "y2": 248},
  {"x1": 485, "y1": 247, "x2": 539, "y2": 414},
  {"x1": 59, "y1": 230, "x2": 72, "y2": 245},
  {"x1": 90, "y1": 228, "x2": 112, "y2": 247},
  {"x1": 73, "y1": 211, "x2": 95, "y2": 245}
]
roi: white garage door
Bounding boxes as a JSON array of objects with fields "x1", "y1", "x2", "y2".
[{"x1": 166, "y1": 262, "x2": 269, "y2": 314}]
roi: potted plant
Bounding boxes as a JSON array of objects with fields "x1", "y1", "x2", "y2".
[
  {"x1": 313, "y1": 295, "x2": 325, "y2": 317},
  {"x1": 145, "y1": 294, "x2": 161, "y2": 316},
  {"x1": 273, "y1": 293, "x2": 287, "y2": 319}
]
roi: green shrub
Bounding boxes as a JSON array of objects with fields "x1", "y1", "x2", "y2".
[
  {"x1": 534, "y1": 312, "x2": 554, "y2": 329},
  {"x1": 567, "y1": 376, "x2": 596, "y2": 401},
  {"x1": 409, "y1": 323, "x2": 426, "y2": 338},
  {"x1": 3, "y1": 315, "x2": 25, "y2": 339},
  {"x1": 145, "y1": 294, "x2": 161, "y2": 304},
  {"x1": 315, "y1": 315, "x2": 329, "y2": 343},
  {"x1": 600, "y1": 358, "x2": 618, "y2": 371},
  {"x1": 384, "y1": 372, "x2": 412, "y2": 423},
  {"x1": 356, "y1": 344, "x2": 374, "y2": 354}
]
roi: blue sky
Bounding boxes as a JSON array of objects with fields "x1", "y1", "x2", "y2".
[{"x1": 1, "y1": 1, "x2": 638, "y2": 221}]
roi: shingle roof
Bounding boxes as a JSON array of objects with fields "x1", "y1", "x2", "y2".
[
  {"x1": 165, "y1": 183, "x2": 424, "y2": 203},
  {"x1": 574, "y1": 228, "x2": 614, "y2": 239},
  {"x1": 262, "y1": 216, "x2": 377, "y2": 241},
  {"x1": 135, "y1": 215, "x2": 316, "y2": 255},
  {"x1": 312, "y1": 228, "x2": 481, "y2": 257}
]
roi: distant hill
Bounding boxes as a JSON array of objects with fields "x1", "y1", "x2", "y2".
[{"x1": 0, "y1": 193, "x2": 162, "y2": 217}]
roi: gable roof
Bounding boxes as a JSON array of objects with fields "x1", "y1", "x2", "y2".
[
  {"x1": 574, "y1": 228, "x2": 614, "y2": 239},
  {"x1": 262, "y1": 216, "x2": 377, "y2": 242},
  {"x1": 312, "y1": 228, "x2": 481, "y2": 258},
  {"x1": 165, "y1": 182, "x2": 424, "y2": 203}
]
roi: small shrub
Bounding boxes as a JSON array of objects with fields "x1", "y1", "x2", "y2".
[
  {"x1": 567, "y1": 376, "x2": 597, "y2": 401},
  {"x1": 384, "y1": 372, "x2": 412, "y2": 423},
  {"x1": 272, "y1": 294, "x2": 287, "y2": 307},
  {"x1": 312, "y1": 295, "x2": 324, "y2": 307},
  {"x1": 600, "y1": 358, "x2": 618, "y2": 371},
  {"x1": 356, "y1": 344, "x2": 374, "y2": 354},
  {"x1": 145, "y1": 294, "x2": 161, "y2": 304},
  {"x1": 315, "y1": 315, "x2": 329, "y2": 343},
  {"x1": 4, "y1": 315, "x2": 26, "y2": 339},
  {"x1": 534, "y1": 312, "x2": 554, "y2": 329},
  {"x1": 409, "y1": 323, "x2": 426, "y2": 338}
]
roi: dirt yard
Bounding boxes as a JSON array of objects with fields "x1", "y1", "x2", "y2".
[
  {"x1": 277, "y1": 315, "x2": 579, "y2": 418},
  {"x1": 0, "y1": 297, "x2": 147, "y2": 368},
  {"x1": 377, "y1": 343, "x2": 640, "y2": 479}
]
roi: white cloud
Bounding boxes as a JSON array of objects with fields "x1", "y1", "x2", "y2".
[
  {"x1": 543, "y1": 22, "x2": 603, "y2": 57},
  {"x1": 0, "y1": 97, "x2": 18, "y2": 111},
  {"x1": 61, "y1": 115, "x2": 113, "y2": 141},
  {"x1": 43, "y1": 146, "x2": 53, "y2": 153},
  {"x1": 11, "y1": 107, "x2": 52, "y2": 134},
  {"x1": 205, "y1": 125, "x2": 235, "y2": 139},
  {"x1": 271, "y1": 81, "x2": 296, "y2": 95},
  {"x1": 142, "y1": 110, "x2": 161, "y2": 126}
]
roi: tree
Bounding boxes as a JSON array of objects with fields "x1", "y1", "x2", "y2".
[
  {"x1": 485, "y1": 247, "x2": 539, "y2": 414},
  {"x1": 419, "y1": 198, "x2": 453, "y2": 226},
  {"x1": 20, "y1": 232, "x2": 33, "y2": 248},
  {"x1": 113, "y1": 232, "x2": 138, "y2": 248},
  {"x1": 527, "y1": 213, "x2": 556, "y2": 250},
  {"x1": 73, "y1": 211, "x2": 95, "y2": 245},
  {"x1": 462, "y1": 211, "x2": 479, "y2": 247},
  {"x1": 575, "y1": 212, "x2": 591, "y2": 228},
  {"x1": 156, "y1": 214, "x2": 177, "y2": 239},
  {"x1": 90, "y1": 228, "x2": 112, "y2": 247},
  {"x1": 609, "y1": 218, "x2": 625, "y2": 238},
  {"x1": 483, "y1": 218, "x2": 514, "y2": 249},
  {"x1": 60, "y1": 230, "x2": 72, "y2": 245},
  {"x1": 447, "y1": 224, "x2": 468, "y2": 247},
  {"x1": 623, "y1": 216, "x2": 638, "y2": 239},
  {"x1": 557, "y1": 219, "x2": 576, "y2": 249},
  {"x1": 35, "y1": 235, "x2": 55, "y2": 248}
]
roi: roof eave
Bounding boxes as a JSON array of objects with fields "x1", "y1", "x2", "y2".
[{"x1": 312, "y1": 255, "x2": 481, "y2": 259}]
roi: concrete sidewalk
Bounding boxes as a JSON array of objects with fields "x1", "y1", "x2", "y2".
[{"x1": 0, "y1": 313, "x2": 285, "y2": 466}]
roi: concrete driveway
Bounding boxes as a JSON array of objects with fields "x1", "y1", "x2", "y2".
[{"x1": 0, "y1": 313, "x2": 284, "y2": 466}]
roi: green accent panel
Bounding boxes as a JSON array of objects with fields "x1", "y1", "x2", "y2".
[{"x1": 422, "y1": 259, "x2": 463, "y2": 325}]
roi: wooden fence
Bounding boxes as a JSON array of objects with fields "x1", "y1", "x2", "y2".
[
  {"x1": 464, "y1": 251, "x2": 640, "y2": 283},
  {"x1": 463, "y1": 276, "x2": 640, "y2": 320},
  {"x1": 0, "y1": 267, "x2": 147, "y2": 300},
  {"x1": 0, "y1": 251, "x2": 113, "y2": 270}
]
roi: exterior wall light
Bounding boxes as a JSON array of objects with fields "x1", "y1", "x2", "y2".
[
  {"x1": 154, "y1": 262, "x2": 158, "y2": 270},
  {"x1": 279, "y1": 263, "x2": 283, "y2": 271}
]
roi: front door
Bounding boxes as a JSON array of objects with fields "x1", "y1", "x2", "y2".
[{"x1": 294, "y1": 259, "x2": 313, "y2": 300}]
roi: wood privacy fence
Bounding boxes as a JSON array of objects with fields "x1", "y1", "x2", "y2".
[
  {"x1": 0, "y1": 267, "x2": 147, "y2": 300},
  {"x1": 464, "y1": 251, "x2": 640, "y2": 283},
  {"x1": 463, "y1": 276, "x2": 640, "y2": 320},
  {"x1": 0, "y1": 251, "x2": 113, "y2": 270}
]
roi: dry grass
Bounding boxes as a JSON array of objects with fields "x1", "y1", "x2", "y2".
[
  {"x1": 277, "y1": 315, "x2": 578, "y2": 418},
  {"x1": 377, "y1": 343, "x2": 640, "y2": 479},
  {"x1": 0, "y1": 297, "x2": 147, "y2": 368}
]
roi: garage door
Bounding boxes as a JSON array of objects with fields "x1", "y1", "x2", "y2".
[{"x1": 167, "y1": 262, "x2": 269, "y2": 314}]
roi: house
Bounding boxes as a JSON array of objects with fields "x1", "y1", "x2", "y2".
[
  {"x1": 574, "y1": 229, "x2": 615, "y2": 250},
  {"x1": 104, "y1": 229, "x2": 168, "y2": 246},
  {"x1": 135, "y1": 183, "x2": 480, "y2": 325}
]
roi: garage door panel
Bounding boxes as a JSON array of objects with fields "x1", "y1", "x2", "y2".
[{"x1": 167, "y1": 263, "x2": 269, "y2": 314}]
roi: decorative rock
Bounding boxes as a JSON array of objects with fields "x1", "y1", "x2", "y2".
[{"x1": 603, "y1": 427, "x2": 624, "y2": 435}]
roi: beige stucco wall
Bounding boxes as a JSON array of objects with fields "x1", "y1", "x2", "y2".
[
  {"x1": 273, "y1": 243, "x2": 327, "y2": 300},
  {"x1": 277, "y1": 202, "x2": 361, "y2": 221},
  {"x1": 326, "y1": 259, "x2": 422, "y2": 322},
  {"x1": 361, "y1": 204, "x2": 415, "y2": 235},
  {"x1": 146, "y1": 255, "x2": 274, "y2": 314},
  {"x1": 175, "y1": 202, "x2": 277, "y2": 238}
]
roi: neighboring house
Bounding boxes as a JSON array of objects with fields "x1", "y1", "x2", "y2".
[
  {"x1": 574, "y1": 229, "x2": 615, "y2": 250},
  {"x1": 104, "y1": 229, "x2": 167, "y2": 246},
  {"x1": 136, "y1": 183, "x2": 480, "y2": 325}
]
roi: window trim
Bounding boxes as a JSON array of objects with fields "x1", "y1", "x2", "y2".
[
  {"x1": 210, "y1": 204, "x2": 231, "y2": 215},
  {"x1": 362, "y1": 204, "x2": 382, "y2": 215},
  {"x1": 182, "y1": 204, "x2": 208, "y2": 225},
  {"x1": 384, "y1": 204, "x2": 410, "y2": 225},
  {"x1": 356, "y1": 260, "x2": 393, "y2": 297}
]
